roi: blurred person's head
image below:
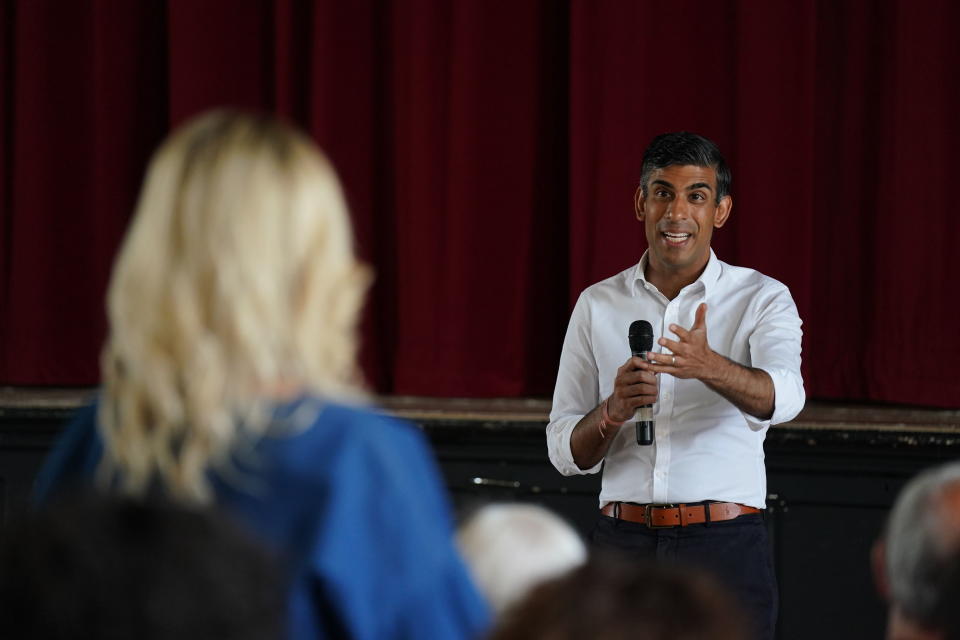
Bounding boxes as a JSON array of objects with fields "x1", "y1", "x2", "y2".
[
  {"x1": 98, "y1": 110, "x2": 371, "y2": 502},
  {"x1": 874, "y1": 462, "x2": 960, "y2": 639},
  {"x1": 457, "y1": 503, "x2": 586, "y2": 616},
  {"x1": 490, "y1": 553, "x2": 747, "y2": 640},
  {"x1": 0, "y1": 495, "x2": 283, "y2": 640}
]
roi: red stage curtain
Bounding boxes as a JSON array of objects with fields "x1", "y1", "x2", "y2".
[{"x1": 1, "y1": 0, "x2": 958, "y2": 406}]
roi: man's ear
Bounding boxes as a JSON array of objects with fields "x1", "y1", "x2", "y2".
[
  {"x1": 635, "y1": 186, "x2": 646, "y2": 221},
  {"x1": 872, "y1": 539, "x2": 891, "y2": 601},
  {"x1": 714, "y1": 194, "x2": 732, "y2": 228}
]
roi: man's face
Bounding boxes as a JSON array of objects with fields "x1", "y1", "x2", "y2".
[{"x1": 635, "y1": 164, "x2": 732, "y2": 277}]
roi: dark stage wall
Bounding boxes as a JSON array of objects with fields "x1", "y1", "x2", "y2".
[
  {"x1": 3, "y1": 392, "x2": 959, "y2": 639},
  {"x1": 1, "y1": 1, "x2": 959, "y2": 406}
]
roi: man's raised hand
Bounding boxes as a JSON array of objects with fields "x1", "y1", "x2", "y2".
[{"x1": 644, "y1": 303, "x2": 721, "y2": 380}]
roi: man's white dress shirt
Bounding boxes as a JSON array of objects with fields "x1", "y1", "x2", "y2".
[{"x1": 547, "y1": 250, "x2": 804, "y2": 509}]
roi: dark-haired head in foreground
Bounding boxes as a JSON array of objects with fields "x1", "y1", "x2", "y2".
[
  {"x1": 0, "y1": 495, "x2": 283, "y2": 640},
  {"x1": 490, "y1": 553, "x2": 747, "y2": 640}
]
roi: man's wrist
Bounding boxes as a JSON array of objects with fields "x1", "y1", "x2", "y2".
[
  {"x1": 699, "y1": 350, "x2": 733, "y2": 386},
  {"x1": 601, "y1": 398, "x2": 627, "y2": 430}
]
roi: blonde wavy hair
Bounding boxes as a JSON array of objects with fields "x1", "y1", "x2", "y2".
[{"x1": 99, "y1": 110, "x2": 371, "y2": 503}]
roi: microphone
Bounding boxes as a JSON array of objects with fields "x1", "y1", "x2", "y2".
[{"x1": 628, "y1": 320, "x2": 655, "y2": 446}]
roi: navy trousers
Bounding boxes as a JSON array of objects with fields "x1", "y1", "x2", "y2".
[{"x1": 591, "y1": 510, "x2": 777, "y2": 640}]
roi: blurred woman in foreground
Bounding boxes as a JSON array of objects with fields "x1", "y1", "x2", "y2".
[{"x1": 34, "y1": 110, "x2": 490, "y2": 640}]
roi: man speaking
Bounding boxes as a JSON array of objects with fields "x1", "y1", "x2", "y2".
[{"x1": 546, "y1": 132, "x2": 804, "y2": 639}]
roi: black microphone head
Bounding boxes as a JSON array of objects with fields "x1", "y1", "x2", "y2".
[{"x1": 628, "y1": 320, "x2": 654, "y2": 355}]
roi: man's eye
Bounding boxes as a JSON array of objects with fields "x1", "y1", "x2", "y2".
[
  {"x1": 655, "y1": 190, "x2": 670, "y2": 198},
  {"x1": 690, "y1": 193, "x2": 705, "y2": 201}
]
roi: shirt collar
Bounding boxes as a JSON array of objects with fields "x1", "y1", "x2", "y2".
[{"x1": 632, "y1": 249, "x2": 721, "y2": 297}]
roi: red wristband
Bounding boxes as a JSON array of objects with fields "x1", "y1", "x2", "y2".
[{"x1": 599, "y1": 398, "x2": 625, "y2": 439}]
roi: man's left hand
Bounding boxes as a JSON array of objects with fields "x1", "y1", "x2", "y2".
[{"x1": 644, "y1": 303, "x2": 720, "y2": 381}]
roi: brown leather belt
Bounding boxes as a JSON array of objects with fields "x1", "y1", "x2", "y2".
[{"x1": 600, "y1": 501, "x2": 760, "y2": 528}]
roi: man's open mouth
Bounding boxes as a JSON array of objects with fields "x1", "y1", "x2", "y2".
[{"x1": 663, "y1": 231, "x2": 692, "y2": 245}]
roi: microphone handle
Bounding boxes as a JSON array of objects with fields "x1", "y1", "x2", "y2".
[
  {"x1": 635, "y1": 406, "x2": 654, "y2": 445},
  {"x1": 632, "y1": 350, "x2": 654, "y2": 446}
]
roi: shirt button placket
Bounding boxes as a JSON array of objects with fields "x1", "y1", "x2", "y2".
[{"x1": 653, "y1": 303, "x2": 679, "y2": 504}]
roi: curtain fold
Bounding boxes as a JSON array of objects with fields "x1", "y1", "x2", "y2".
[{"x1": 1, "y1": 0, "x2": 958, "y2": 406}]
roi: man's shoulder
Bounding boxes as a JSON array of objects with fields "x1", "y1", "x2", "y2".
[
  {"x1": 717, "y1": 259, "x2": 792, "y2": 296},
  {"x1": 579, "y1": 263, "x2": 639, "y2": 300}
]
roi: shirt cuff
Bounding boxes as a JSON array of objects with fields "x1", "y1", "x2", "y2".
[
  {"x1": 742, "y1": 366, "x2": 805, "y2": 430},
  {"x1": 546, "y1": 416, "x2": 603, "y2": 476}
]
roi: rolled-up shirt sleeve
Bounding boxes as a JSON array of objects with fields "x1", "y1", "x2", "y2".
[
  {"x1": 546, "y1": 292, "x2": 603, "y2": 476},
  {"x1": 743, "y1": 284, "x2": 805, "y2": 430}
]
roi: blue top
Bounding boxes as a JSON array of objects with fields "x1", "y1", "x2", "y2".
[{"x1": 34, "y1": 397, "x2": 491, "y2": 640}]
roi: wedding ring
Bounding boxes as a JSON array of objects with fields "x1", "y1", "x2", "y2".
[{"x1": 672, "y1": 355, "x2": 677, "y2": 366}]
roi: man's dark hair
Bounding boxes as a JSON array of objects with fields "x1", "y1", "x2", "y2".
[
  {"x1": 490, "y1": 552, "x2": 747, "y2": 640},
  {"x1": 0, "y1": 495, "x2": 284, "y2": 640},
  {"x1": 640, "y1": 132, "x2": 731, "y2": 203}
]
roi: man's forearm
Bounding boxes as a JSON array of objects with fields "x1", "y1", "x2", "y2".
[
  {"x1": 701, "y1": 354, "x2": 775, "y2": 420},
  {"x1": 569, "y1": 403, "x2": 620, "y2": 470}
]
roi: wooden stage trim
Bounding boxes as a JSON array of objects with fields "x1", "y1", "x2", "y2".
[{"x1": 2, "y1": 387, "x2": 959, "y2": 432}]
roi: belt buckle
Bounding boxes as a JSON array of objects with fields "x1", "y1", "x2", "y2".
[{"x1": 644, "y1": 503, "x2": 675, "y2": 528}]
